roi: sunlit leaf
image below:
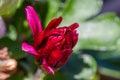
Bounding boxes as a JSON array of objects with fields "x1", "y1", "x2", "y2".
[
  {"x1": 75, "y1": 13, "x2": 120, "y2": 51},
  {"x1": 73, "y1": 54, "x2": 97, "y2": 80},
  {"x1": 7, "y1": 25, "x2": 17, "y2": 41},
  {"x1": 45, "y1": 0, "x2": 61, "y2": 26},
  {"x1": 61, "y1": 0, "x2": 102, "y2": 24},
  {"x1": 45, "y1": 0, "x2": 102, "y2": 26},
  {"x1": 0, "y1": 0, "x2": 22, "y2": 17},
  {"x1": 99, "y1": 67, "x2": 120, "y2": 79}
]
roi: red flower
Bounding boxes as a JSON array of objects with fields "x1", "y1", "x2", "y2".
[{"x1": 22, "y1": 6, "x2": 79, "y2": 75}]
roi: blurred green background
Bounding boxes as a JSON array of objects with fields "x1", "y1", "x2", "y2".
[{"x1": 0, "y1": 0, "x2": 120, "y2": 80}]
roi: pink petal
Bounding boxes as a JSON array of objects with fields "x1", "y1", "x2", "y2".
[
  {"x1": 22, "y1": 42, "x2": 38, "y2": 56},
  {"x1": 25, "y1": 6, "x2": 42, "y2": 35},
  {"x1": 45, "y1": 16, "x2": 62, "y2": 31},
  {"x1": 41, "y1": 58, "x2": 55, "y2": 75}
]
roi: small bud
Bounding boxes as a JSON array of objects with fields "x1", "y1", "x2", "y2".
[
  {"x1": 0, "y1": 72, "x2": 10, "y2": 80},
  {"x1": 0, "y1": 59, "x2": 17, "y2": 72},
  {"x1": 0, "y1": 47, "x2": 18, "y2": 80},
  {"x1": 0, "y1": 47, "x2": 9, "y2": 59}
]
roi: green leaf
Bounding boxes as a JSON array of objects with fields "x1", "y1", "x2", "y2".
[
  {"x1": 99, "y1": 67, "x2": 120, "y2": 79},
  {"x1": 73, "y1": 54, "x2": 97, "y2": 80},
  {"x1": 19, "y1": 55, "x2": 37, "y2": 73},
  {"x1": 7, "y1": 73, "x2": 25, "y2": 80},
  {"x1": 45, "y1": 0, "x2": 102, "y2": 26},
  {"x1": 7, "y1": 25, "x2": 17, "y2": 41},
  {"x1": 81, "y1": 50, "x2": 120, "y2": 79},
  {"x1": 0, "y1": 37, "x2": 26, "y2": 59},
  {"x1": 62, "y1": 0, "x2": 102, "y2": 22},
  {"x1": 45, "y1": 0, "x2": 61, "y2": 26},
  {"x1": 0, "y1": 0, "x2": 22, "y2": 17},
  {"x1": 75, "y1": 13, "x2": 120, "y2": 51}
]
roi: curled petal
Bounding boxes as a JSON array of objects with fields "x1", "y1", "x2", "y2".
[
  {"x1": 69, "y1": 23, "x2": 79, "y2": 30},
  {"x1": 33, "y1": 31, "x2": 44, "y2": 48},
  {"x1": 22, "y1": 42, "x2": 38, "y2": 56},
  {"x1": 55, "y1": 49, "x2": 72, "y2": 68},
  {"x1": 38, "y1": 36, "x2": 63, "y2": 59},
  {"x1": 25, "y1": 6, "x2": 42, "y2": 35},
  {"x1": 65, "y1": 31, "x2": 73, "y2": 48},
  {"x1": 69, "y1": 23, "x2": 79, "y2": 47},
  {"x1": 45, "y1": 16, "x2": 62, "y2": 31},
  {"x1": 72, "y1": 30, "x2": 78, "y2": 47},
  {"x1": 48, "y1": 49, "x2": 63, "y2": 67},
  {"x1": 41, "y1": 59, "x2": 55, "y2": 75}
]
